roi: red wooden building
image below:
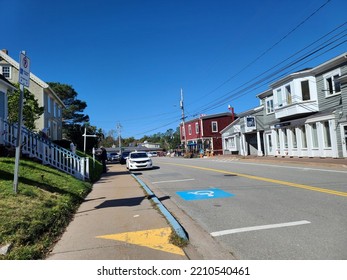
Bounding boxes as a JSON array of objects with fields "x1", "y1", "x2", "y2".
[{"x1": 180, "y1": 112, "x2": 234, "y2": 155}]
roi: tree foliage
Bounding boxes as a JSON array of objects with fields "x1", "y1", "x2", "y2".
[
  {"x1": 47, "y1": 82, "x2": 96, "y2": 151},
  {"x1": 7, "y1": 83, "x2": 44, "y2": 130},
  {"x1": 47, "y1": 82, "x2": 89, "y2": 125}
]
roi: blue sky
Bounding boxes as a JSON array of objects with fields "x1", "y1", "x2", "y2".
[{"x1": 3, "y1": 0, "x2": 347, "y2": 138}]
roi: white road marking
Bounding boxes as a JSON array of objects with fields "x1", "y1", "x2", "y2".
[
  {"x1": 151, "y1": 178, "x2": 195, "y2": 184},
  {"x1": 211, "y1": 220, "x2": 311, "y2": 237}
]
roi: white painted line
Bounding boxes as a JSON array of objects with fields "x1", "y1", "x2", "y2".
[
  {"x1": 211, "y1": 220, "x2": 311, "y2": 237},
  {"x1": 151, "y1": 178, "x2": 195, "y2": 184}
]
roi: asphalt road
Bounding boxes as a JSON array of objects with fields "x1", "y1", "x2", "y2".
[{"x1": 135, "y1": 156, "x2": 347, "y2": 260}]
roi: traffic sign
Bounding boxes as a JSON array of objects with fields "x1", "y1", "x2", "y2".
[{"x1": 19, "y1": 52, "x2": 30, "y2": 87}]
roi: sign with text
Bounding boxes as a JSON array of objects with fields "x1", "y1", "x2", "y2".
[{"x1": 19, "y1": 52, "x2": 30, "y2": 87}]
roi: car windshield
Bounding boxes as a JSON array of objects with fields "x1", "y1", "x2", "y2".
[{"x1": 130, "y1": 152, "x2": 148, "y2": 159}]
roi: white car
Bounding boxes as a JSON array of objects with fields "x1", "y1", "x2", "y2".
[
  {"x1": 147, "y1": 151, "x2": 158, "y2": 157},
  {"x1": 126, "y1": 151, "x2": 153, "y2": 170}
]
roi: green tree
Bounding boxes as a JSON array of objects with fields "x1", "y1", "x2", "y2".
[
  {"x1": 7, "y1": 83, "x2": 44, "y2": 130},
  {"x1": 48, "y1": 82, "x2": 94, "y2": 150},
  {"x1": 47, "y1": 82, "x2": 89, "y2": 126}
]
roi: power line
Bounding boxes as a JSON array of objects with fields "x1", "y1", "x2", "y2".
[{"x1": 184, "y1": 0, "x2": 333, "y2": 107}]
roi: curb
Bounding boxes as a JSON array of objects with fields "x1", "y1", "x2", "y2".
[{"x1": 131, "y1": 174, "x2": 188, "y2": 241}]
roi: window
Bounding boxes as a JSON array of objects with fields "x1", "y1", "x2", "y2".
[
  {"x1": 1, "y1": 65, "x2": 11, "y2": 79},
  {"x1": 0, "y1": 91, "x2": 5, "y2": 119},
  {"x1": 301, "y1": 80, "x2": 311, "y2": 101},
  {"x1": 291, "y1": 128, "x2": 297, "y2": 148},
  {"x1": 47, "y1": 97, "x2": 51, "y2": 113},
  {"x1": 276, "y1": 130, "x2": 280, "y2": 148},
  {"x1": 301, "y1": 126, "x2": 307, "y2": 148},
  {"x1": 276, "y1": 88, "x2": 283, "y2": 107},
  {"x1": 211, "y1": 121, "x2": 218, "y2": 132},
  {"x1": 266, "y1": 97, "x2": 274, "y2": 114},
  {"x1": 311, "y1": 123, "x2": 318, "y2": 148},
  {"x1": 225, "y1": 137, "x2": 236, "y2": 150},
  {"x1": 282, "y1": 129, "x2": 288, "y2": 148},
  {"x1": 54, "y1": 102, "x2": 57, "y2": 117},
  {"x1": 324, "y1": 70, "x2": 341, "y2": 96},
  {"x1": 323, "y1": 121, "x2": 331, "y2": 148},
  {"x1": 195, "y1": 122, "x2": 199, "y2": 134},
  {"x1": 188, "y1": 124, "x2": 192, "y2": 135},
  {"x1": 285, "y1": 85, "x2": 292, "y2": 105}
]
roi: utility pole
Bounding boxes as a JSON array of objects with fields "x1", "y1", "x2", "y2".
[
  {"x1": 180, "y1": 88, "x2": 187, "y2": 151},
  {"x1": 116, "y1": 123, "x2": 122, "y2": 153}
]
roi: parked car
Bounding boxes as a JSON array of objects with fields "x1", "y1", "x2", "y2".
[
  {"x1": 147, "y1": 151, "x2": 158, "y2": 157},
  {"x1": 120, "y1": 151, "x2": 130, "y2": 164},
  {"x1": 107, "y1": 152, "x2": 120, "y2": 163},
  {"x1": 126, "y1": 151, "x2": 153, "y2": 170}
]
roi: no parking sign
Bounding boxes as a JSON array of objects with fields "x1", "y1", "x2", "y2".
[{"x1": 19, "y1": 52, "x2": 30, "y2": 87}]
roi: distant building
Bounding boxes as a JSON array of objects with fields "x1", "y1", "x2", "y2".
[
  {"x1": 142, "y1": 141, "x2": 161, "y2": 149},
  {"x1": 180, "y1": 112, "x2": 234, "y2": 155}
]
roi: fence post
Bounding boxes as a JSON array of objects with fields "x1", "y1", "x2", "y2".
[
  {"x1": 85, "y1": 157, "x2": 89, "y2": 180},
  {"x1": 80, "y1": 157, "x2": 85, "y2": 180}
]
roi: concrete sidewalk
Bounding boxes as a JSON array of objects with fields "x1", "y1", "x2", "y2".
[{"x1": 47, "y1": 164, "x2": 190, "y2": 260}]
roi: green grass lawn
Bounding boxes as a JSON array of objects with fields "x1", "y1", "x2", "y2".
[{"x1": 0, "y1": 157, "x2": 100, "y2": 260}]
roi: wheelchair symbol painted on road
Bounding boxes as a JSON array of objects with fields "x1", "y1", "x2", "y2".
[
  {"x1": 188, "y1": 190, "x2": 215, "y2": 197},
  {"x1": 177, "y1": 188, "x2": 234, "y2": 201}
]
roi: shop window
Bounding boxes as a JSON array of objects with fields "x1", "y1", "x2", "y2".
[
  {"x1": 323, "y1": 121, "x2": 332, "y2": 148},
  {"x1": 311, "y1": 123, "x2": 318, "y2": 148},
  {"x1": 301, "y1": 126, "x2": 307, "y2": 148},
  {"x1": 291, "y1": 128, "x2": 297, "y2": 148},
  {"x1": 282, "y1": 128, "x2": 288, "y2": 148}
]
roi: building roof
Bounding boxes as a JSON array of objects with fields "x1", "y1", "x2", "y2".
[
  {"x1": 270, "y1": 52, "x2": 347, "y2": 88},
  {"x1": 0, "y1": 50, "x2": 65, "y2": 108},
  {"x1": 220, "y1": 106, "x2": 263, "y2": 134},
  {"x1": 183, "y1": 112, "x2": 233, "y2": 124}
]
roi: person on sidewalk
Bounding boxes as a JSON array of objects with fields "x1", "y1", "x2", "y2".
[{"x1": 100, "y1": 146, "x2": 107, "y2": 173}]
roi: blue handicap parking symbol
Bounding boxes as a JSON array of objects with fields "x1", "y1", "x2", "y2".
[{"x1": 176, "y1": 188, "x2": 234, "y2": 201}]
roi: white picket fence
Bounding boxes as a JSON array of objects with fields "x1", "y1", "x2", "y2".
[{"x1": 0, "y1": 118, "x2": 89, "y2": 180}]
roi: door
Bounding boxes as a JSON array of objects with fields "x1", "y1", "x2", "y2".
[
  {"x1": 266, "y1": 133, "x2": 273, "y2": 155},
  {"x1": 340, "y1": 123, "x2": 347, "y2": 158}
]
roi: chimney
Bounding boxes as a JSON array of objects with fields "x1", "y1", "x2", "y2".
[{"x1": 1, "y1": 49, "x2": 8, "y2": 55}]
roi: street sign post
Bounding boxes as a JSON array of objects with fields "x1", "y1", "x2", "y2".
[
  {"x1": 19, "y1": 52, "x2": 30, "y2": 87},
  {"x1": 13, "y1": 51, "x2": 30, "y2": 193}
]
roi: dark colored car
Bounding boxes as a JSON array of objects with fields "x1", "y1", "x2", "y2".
[
  {"x1": 107, "y1": 152, "x2": 120, "y2": 163},
  {"x1": 120, "y1": 151, "x2": 130, "y2": 164}
]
